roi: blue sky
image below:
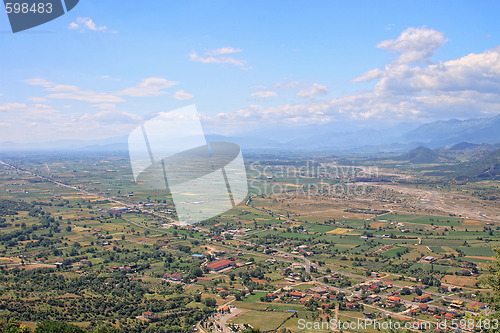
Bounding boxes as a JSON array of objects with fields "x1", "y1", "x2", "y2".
[{"x1": 1, "y1": 0, "x2": 500, "y2": 142}]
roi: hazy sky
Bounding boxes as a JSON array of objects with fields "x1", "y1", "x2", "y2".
[{"x1": 1, "y1": 1, "x2": 500, "y2": 142}]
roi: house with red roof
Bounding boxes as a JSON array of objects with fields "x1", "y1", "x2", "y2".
[
  {"x1": 415, "y1": 294, "x2": 431, "y2": 303},
  {"x1": 205, "y1": 259, "x2": 235, "y2": 272},
  {"x1": 386, "y1": 296, "x2": 401, "y2": 307},
  {"x1": 346, "y1": 302, "x2": 357, "y2": 310}
]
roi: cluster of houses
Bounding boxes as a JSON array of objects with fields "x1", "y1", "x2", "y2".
[
  {"x1": 459, "y1": 261, "x2": 479, "y2": 276},
  {"x1": 211, "y1": 228, "x2": 252, "y2": 242},
  {"x1": 262, "y1": 286, "x2": 336, "y2": 306},
  {"x1": 163, "y1": 272, "x2": 183, "y2": 282},
  {"x1": 106, "y1": 206, "x2": 130, "y2": 215},
  {"x1": 356, "y1": 279, "x2": 393, "y2": 292},
  {"x1": 290, "y1": 244, "x2": 314, "y2": 256},
  {"x1": 108, "y1": 265, "x2": 133, "y2": 273},
  {"x1": 223, "y1": 228, "x2": 252, "y2": 237},
  {"x1": 90, "y1": 229, "x2": 112, "y2": 246},
  {"x1": 281, "y1": 263, "x2": 310, "y2": 282}
]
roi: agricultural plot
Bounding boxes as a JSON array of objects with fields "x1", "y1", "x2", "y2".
[{"x1": 377, "y1": 213, "x2": 463, "y2": 226}]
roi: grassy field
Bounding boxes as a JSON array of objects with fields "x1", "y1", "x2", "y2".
[
  {"x1": 382, "y1": 246, "x2": 410, "y2": 258},
  {"x1": 229, "y1": 309, "x2": 295, "y2": 331},
  {"x1": 377, "y1": 213, "x2": 463, "y2": 226}
]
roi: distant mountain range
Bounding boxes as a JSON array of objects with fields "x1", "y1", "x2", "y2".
[
  {"x1": 0, "y1": 115, "x2": 499, "y2": 154},
  {"x1": 448, "y1": 142, "x2": 481, "y2": 151},
  {"x1": 423, "y1": 147, "x2": 500, "y2": 181},
  {"x1": 233, "y1": 114, "x2": 500, "y2": 152},
  {"x1": 401, "y1": 115, "x2": 500, "y2": 147},
  {"x1": 387, "y1": 143, "x2": 499, "y2": 180},
  {"x1": 451, "y1": 148, "x2": 500, "y2": 180}
]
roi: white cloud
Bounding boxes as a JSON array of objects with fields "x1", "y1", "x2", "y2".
[
  {"x1": 80, "y1": 110, "x2": 141, "y2": 124},
  {"x1": 26, "y1": 78, "x2": 124, "y2": 103},
  {"x1": 0, "y1": 101, "x2": 140, "y2": 143},
  {"x1": 209, "y1": 101, "x2": 336, "y2": 132},
  {"x1": 205, "y1": 47, "x2": 242, "y2": 56},
  {"x1": 28, "y1": 77, "x2": 180, "y2": 102},
  {"x1": 273, "y1": 81, "x2": 302, "y2": 90},
  {"x1": 377, "y1": 27, "x2": 446, "y2": 64},
  {"x1": 47, "y1": 89, "x2": 123, "y2": 103},
  {"x1": 189, "y1": 49, "x2": 247, "y2": 68},
  {"x1": 28, "y1": 77, "x2": 187, "y2": 103},
  {"x1": 0, "y1": 103, "x2": 27, "y2": 112},
  {"x1": 28, "y1": 97, "x2": 48, "y2": 103},
  {"x1": 0, "y1": 103, "x2": 61, "y2": 125},
  {"x1": 373, "y1": 46, "x2": 500, "y2": 95},
  {"x1": 251, "y1": 90, "x2": 277, "y2": 98},
  {"x1": 69, "y1": 17, "x2": 111, "y2": 32},
  {"x1": 206, "y1": 34, "x2": 500, "y2": 128},
  {"x1": 173, "y1": 90, "x2": 194, "y2": 100},
  {"x1": 118, "y1": 77, "x2": 179, "y2": 97},
  {"x1": 94, "y1": 103, "x2": 116, "y2": 110},
  {"x1": 26, "y1": 78, "x2": 51, "y2": 87},
  {"x1": 296, "y1": 83, "x2": 329, "y2": 99},
  {"x1": 351, "y1": 68, "x2": 384, "y2": 83}
]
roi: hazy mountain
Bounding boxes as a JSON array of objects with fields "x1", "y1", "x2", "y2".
[
  {"x1": 1, "y1": 115, "x2": 499, "y2": 153},
  {"x1": 452, "y1": 148, "x2": 500, "y2": 180},
  {"x1": 399, "y1": 146, "x2": 440, "y2": 164},
  {"x1": 448, "y1": 142, "x2": 480, "y2": 151},
  {"x1": 402, "y1": 115, "x2": 500, "y2": 147},
  {"x1": 239, "y1": 115, "x2": 500, "y2": 151}
]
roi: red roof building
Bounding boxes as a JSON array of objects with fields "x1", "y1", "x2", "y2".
[
  {"x1": 206, "y1": 259, "x2": 235, "y2": 271},
  {"x1": 387, "y1": 296, "x2": 401, "y2": 303},
  {"x1": 346, "y1": 302, "x2": 357, "y2": 309},
  {"x1": 415, "y1": 294, "x2": 431, "y2": 303},
  {"x1": 142, "y1": 311, "x2": 157, "y2": 319}
]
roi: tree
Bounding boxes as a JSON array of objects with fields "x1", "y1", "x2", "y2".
[
  {"x1": 466, "y1": 248, "x2": 500, "y2": 332},
  {"x1": 35, "y1": 320, "x2": 86, "y2": 333},
  {"x1": 203, "y1": 297, "x2": 217, "y2": 307},
  {"x1": 91, "y1": 327, "x2": 121, "y2": 333},
  {"x1": 0, "y1": 318, "x2": 31, "y2": 333},
  {"x1": 484, "y1": 248, "x2": 500, "y2": 314}
]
